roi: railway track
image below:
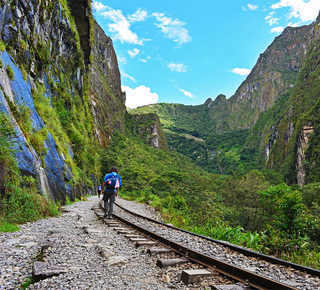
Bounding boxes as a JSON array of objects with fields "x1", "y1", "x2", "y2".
[{"x1": 94, "y1": 200, "x2": 320, "y2": 289}]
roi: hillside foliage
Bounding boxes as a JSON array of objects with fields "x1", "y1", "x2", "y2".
[{"x1": 99, "y1": 130, "x2": 320, "y2": 268}]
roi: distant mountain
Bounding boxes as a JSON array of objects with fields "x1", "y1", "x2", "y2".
[
  {"x1": 205, "y1": 23, "x2": 314, "y2": 131},
  {"x1": 131, "y1": 19, "x2": 320, "y2": 184}
]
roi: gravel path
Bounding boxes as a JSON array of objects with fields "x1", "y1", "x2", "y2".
[
  {"x1": 0, "y1": 196, "x2": 213, "y2": 289},
  {"x1": 0, "y1": 196, "x2": 163, "y2": 289}
]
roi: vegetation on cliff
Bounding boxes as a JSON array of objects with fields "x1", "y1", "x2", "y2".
[{"x1": 0, "y1": 113, "x2": 58, "y2": 232}]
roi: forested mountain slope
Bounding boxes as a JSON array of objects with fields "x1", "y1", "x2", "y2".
[
  {"x1": 131, "y1": 19, "x2": 320, "y2": 184},
  {"x1": 265, "y1": 13, "x2": 320, "y2": 185}
]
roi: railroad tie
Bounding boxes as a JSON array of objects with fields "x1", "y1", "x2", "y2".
[
  {"x1": 124, "y1": 234, "x2": 141, "y2": 238},
  {"x1": 112, "y1": 227, "x2": 127, "y2": 231},
  {"x1": 104, "y1": 220, "x2": 119, "y2": 226},
  {"x1": 181, "y1": 269, "x2": 217, "y2": 285},
  {"x1": 135, "y1": 240, "x2": 157, "y2": 247},
  {"x1": 129, "y1": 238, "x2": 148, "y2": 242},
  {"x1": 95, "y1": 211, "x2": 105, "y2": 218},
  {"x1": 157, "y1": 258, "x2": 189, "y2": 268},
  {"x1": 117, "y1": 230, "x2": 134, "y2": 234},
  {"x1": 210, "y1": 285, "x2": 250, "y2": 290},
  {"x1": 104, "y1": 223, "x2": 120, "y2": 228},
  {"x1": 147, "y1": 248, "x2": 171, "y2": 256}
]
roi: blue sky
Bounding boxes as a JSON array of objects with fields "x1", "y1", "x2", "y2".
[{"x1": 92, "y1": 0, "x2": 320, "y2": 108}]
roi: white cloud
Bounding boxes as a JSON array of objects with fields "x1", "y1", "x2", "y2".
[
  {"x1": 93, "y1": 2, "x2": 145, "y2": 45},
  {"x1": 243, "y1": 3, "x2": 259, "y2": 11},
  {"x1": 139, "y1": 56, "x2": 151, "y2": 63},
  {"x1": 122, "y1": 85, "x2": 159, "y2": 108},
  {"x1": 265, "y1": 12, "x2": 280, "y2": 25},
  {"x1": 128, "y1": 8, "x2": 148, "y2": 22},
  {"x1": 167, "y1": 62, "x2": 188, "y2": 73},
  {"x1": 288, "y1": 21, "x2": 300, "y2": 27},
  {"x1": 179, "y1": 88, "x2": 196, "y2": 99},
  {"x1": 152, "y1": 12, "x2": 192, "y2": 46},
  {"x1": 231, "y1": 68, "x2": 251, "y2": 75},
  {"x1": 271, "y1": 0, "x2": 320, "y2": 22},
  {"x1": 128, "y1": 48, "x2": 140, "y2": 58},
  {"x1": 270, "y1": 26, "x2": 285, "y2": 33},
  {"x1": 121, "y1": 71, "x2": 136, "y2": 82},
  {"x1": 248, "y1": 4, "x2": 259, "y2": 10},
  {"x1": 117, "y1": 55, "x2": 127, "y2": 64},
  {"x1": 93, "y1": 2, "x2": 107, "y2": 13}
]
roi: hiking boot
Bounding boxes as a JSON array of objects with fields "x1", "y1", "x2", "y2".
[
  {"x1": 108, "y1": 214, "x2": 113, "y2": 219},
  {"x1": 103, "y1": 213, "x2": 107, "y2": 218}
]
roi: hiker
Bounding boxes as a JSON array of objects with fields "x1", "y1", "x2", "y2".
[
  {"x1": 102, "y1": 166, "x2": 122, "y2": 219},
  {"x1": 97, "y1": 184, "x2": 102, "y2": 198}
]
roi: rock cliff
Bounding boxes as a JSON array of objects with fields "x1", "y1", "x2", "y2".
[
  {"x1": 206, "y1": 23, "x2": 314, "y2": 131},
  {"x1": 88, "y1": 21, "x2": 126, "y2": 149},
  {"x1": 0, "y1": 0, "x2": 126, "y2": 202},
  {"x1": 265, "y1": 12, "x2": 320, "y2": 185},
  {"x1": 127, "y1": 113, "x2": 168, "y2": 150}
]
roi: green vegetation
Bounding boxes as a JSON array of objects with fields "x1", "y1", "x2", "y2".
[
  {"x1": 130, "y1": 104, "x2": 251, "y2": 175},
  {"x1": 6, "y1": 65, "x2": 14, "y2": 80},
  {"x1": 0, "y1": 41, "x2": 5, "y2": 51},
  {"x1": 1, "y1": 0, "x2": 320, "y2": 274},
  {"x1": 100, "y1": 131, "x2": 319, "y2": 268},
  {"x1": 0, "y1": 113, "x2": 59, "y2": 232},
  {"x1": 21, "y1": 277, "x2": 34, "y2": 290}
]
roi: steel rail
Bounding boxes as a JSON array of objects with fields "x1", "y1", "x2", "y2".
[
  {"x1": 100, "y1": 201, "x2": 296, "y2": 289},
  {"x1": 115, "y1": 201, "x2": 320, "y2": 278}
]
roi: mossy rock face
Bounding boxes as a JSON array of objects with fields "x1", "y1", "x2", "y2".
[
  {"x1": 88, "y1": 21, "x2": 126, "y2": 148},
  {"x1": 127, "y1": 113, "x2": 168, "y2": 151},
  {"x1": 266, "y1": 14, "x2": 320, "y2": 185},
  {"x1": 0, "y1": 1, "x2": 127, "y2": 201}
]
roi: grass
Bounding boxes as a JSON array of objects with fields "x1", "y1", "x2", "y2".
[
  {"x1": 21, "y1": 276, "x2": 34, "y2": 289},
  {"x1": 0, "y1": 41, "x2": 5, "y2": 51},
  {"x1": 6, "y1": 65, "x2": 14, "y2": 80},
  {"x1": 0, "y1": 220, "x2": 19, "y2": 232}
]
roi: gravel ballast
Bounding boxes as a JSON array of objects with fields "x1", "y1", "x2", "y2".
[{"x1": 0, "y1": 196, "x2": 217, "y2": 289}]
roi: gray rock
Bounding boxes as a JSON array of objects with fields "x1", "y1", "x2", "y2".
[
  {"x1": 32, "y1": 261, "x2": 68, "y2": 282},
  {"x1": 105, "y1": 256, "x2": 128, "y2": 266}
]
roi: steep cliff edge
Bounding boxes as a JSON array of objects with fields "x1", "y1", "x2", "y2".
[
  {"x1": 126, "y1": 112, "x2": 168, "y2": 150},
  {"x1": 89, "y1": 21, "x2": 126, "y2": 148},
  {"x1": 0, "y1": 0, "x2": 168, "y2": 202},
  {"x1": 266, "y1": 13, "x2": 320, "y2": 185},
  {"x1": 0, "y1": 0, "x2": 126, "y2": 202}
]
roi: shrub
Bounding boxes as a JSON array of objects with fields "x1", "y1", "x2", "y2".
[
  {"x1": 0, "y1": 41, "x2": 5, "y2": 51},
  {"x1": 6, "y1": 65, "x2": 14, "y2": 80},
  {"x1": 0, "y1": 117, "x2": 58, "y2": 230},
  {"x1": 29, "y1": 127, "x2": 48, "y2": 157}
]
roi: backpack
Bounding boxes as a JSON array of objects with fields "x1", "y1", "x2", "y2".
[{"x1": 105, "y1": 175, "x2": 117, "y2": 190}]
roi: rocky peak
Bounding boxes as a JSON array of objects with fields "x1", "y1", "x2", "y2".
[
  {"x1": 207, "y1": 22, "x2": 314, "y2": 132},
  {"x1": 204, "y1": 98, "x2": 213, "y2": 107}
]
